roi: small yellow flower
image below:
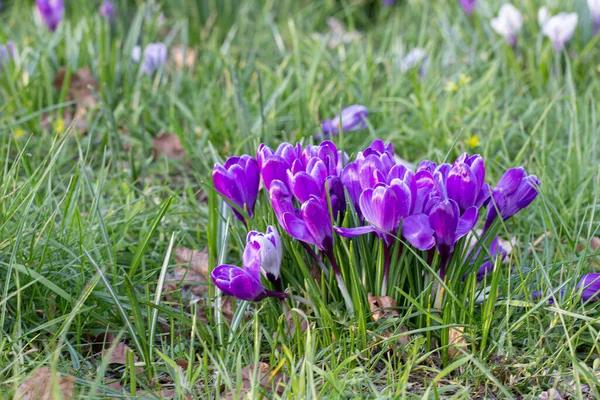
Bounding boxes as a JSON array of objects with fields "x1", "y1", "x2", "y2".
[
  {"x1": 458, "y1": 73, "x2": 472, "y2": 86},
  {"x1": 14, "y1": 129, "x2": 26, "y2": 139},
  {"x1": 466, "y1": 135, "x2": 481, "y2": 148},
  {"x1": 444, "y1": 81, "x2": 459, "y2": 92},
  {"x1": 54, "y1": 118, "x2": 64, "y2": 132}
]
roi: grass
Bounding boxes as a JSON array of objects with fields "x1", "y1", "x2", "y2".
[{"x1": 1, "y1": 0, "x2": 600, "y2": 398}]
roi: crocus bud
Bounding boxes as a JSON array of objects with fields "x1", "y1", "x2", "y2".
[
  {"x1": 538, "y1": 7, "x2": 550, "y2": 27},
  {"x1": 212, "y1": 155, "x2": 260, "y2": 224},
  {"x1": 491, "y1": 4, "x2": 523, "y2": 48},
  {"x1": 243, "y1": 226, "x2": 282, "y2": 283},
  {"x1": 0, "y1": 41, "x2": 14, "y2": 67},
  {"x1": 321, "y1": 105, "x2": 368, "y2": 137},
  {"x1": 399, "y1": 48, "x2": 428, "y2": 77},
  {"x1": 484, "y1": 167, "x2": 539, "y2": 231},
  {"x1": 211, "y1": 264, "x2": 267, "y2": 302},
  {"x1": 132, "y1": 43, "x2": 168, "y2": 75},
  {"x1": 99, "y1": 0, "x2": 116, "y2": 22},
  {"x1": 541, "y1": 12, "x2": 578, "y2": 51},
  {"x1": 36, "y1": 0, "x2": 64, "y2": 32},
  {"x1": 459, "y1": 0, "x2": 476, "y2": 16}
]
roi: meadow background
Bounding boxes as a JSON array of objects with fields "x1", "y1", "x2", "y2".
[{"x1": 1, "y1": 0, "x2": 600, "y2": 398}]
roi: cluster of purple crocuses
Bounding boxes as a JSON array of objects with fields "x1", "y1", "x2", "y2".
[{"x1": 210, "y1": 136, "x2": 548, "y2": 309}]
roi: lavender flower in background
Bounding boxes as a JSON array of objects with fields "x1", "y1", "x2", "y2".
[
  {"x1": 490, "y1": 4, "x2": 523, "y2": 48},
  {"x1": 484, "y1": 167, "x2": 539, "y2": 232},
  {"x1": 99, "y1": 0, "x2": 116, "y2": 22},
  {"x1": 541, "y1": 12, "x2": 579, "y2": 51},
  {"x1": 211, "y1": 227, "x2": 284, "y2": 302},
  {"x1": 459, "y1": 0, "x2": 476, "y2": 16},
  {"x1": 588, "y1": 0, "x2": 600, "y2": 34},
  {"x1": 383, "y1": 0, "x2": 395, "y2": 6},
  {"x1": 321, "y1": 105, "x2": 368, "y2": 137},
  {"x1": 36, "y1": 0, "x2": 64, "y2": 32},
  {"x1": 0, "y1": 41, "x2": 13, "y2": 68},
  {"x1": 132, "y1": 43, "x2": 168, "y2": 75},
  {"x1": 399, "y1": 48, "x2": 429, "y2": 77},
  {"x1": 212, "y1": 155, "x2": 260, "y2": 224}
]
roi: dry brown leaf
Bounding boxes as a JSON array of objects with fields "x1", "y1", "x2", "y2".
[
  {"x1": 14, "y1": 367, "x2": 75, "y2": 400},
  {"x1": 53, "y1": 67, "x2": 99, "y2": 108},
  {"x1": 285, "y1": 310, "x2": 309, "y2": 335},
  {"x1": 103, "y1": 341, "x2": 138, "y2": 365},
  {"x1": 175, "y1": 247, "x2": 209, "y2": 280},
  {"x1": 241, "y1": 363, "x2": 286, "y2": 394},
  {"x1": 171, "y1": 45, "x2": 197, "y2": 70},
  {"x1": 577, "y1": 237, "x2": 600, "y2": 252},
  {"x1": 448, "y1": 327, "x2": 466, "y2": 359},
  {"x1": 153, "y1": 133, "x2": 184, "y2": 159},
  {"x1": 368, "y1": 293, "x2": 399, "y2": 322}
]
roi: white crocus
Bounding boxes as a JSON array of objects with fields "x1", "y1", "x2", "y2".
[
  {"x1": 538, "y1": 7, "x2": 550, "y2": 28},
  {"x1": 588, "y1": 0, "x2": 600, "y2": 32},
  {"x1": 541, "y1": 12, "x2": 579, "y2": 51},
  {"x1": 490, "y1": 4, "x2": 523, "y2": 47}
]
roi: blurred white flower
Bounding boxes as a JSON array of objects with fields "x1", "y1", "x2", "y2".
[
  {"x1": 538, "y1": 7, "x2": 550, "y2": 28},
  {"x1": 399, "y1": 47, "x2": 428, "y2": 73},
  {"x1": 490, "y1": 4, "x2": 523, "y2": 47},
  {"x1": 541, "y1": 12, "x2": 578, "y2": 51},
  {"x1": 588, "y1": 0, "x2": 600, "y2": 32}
]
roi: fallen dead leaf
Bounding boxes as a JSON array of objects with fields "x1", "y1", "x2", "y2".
[
  {"x1": 91, "y1": 333, "x2": 140, "y2": 372},
  {"x1": 175, "y1": 247, "x2": 209, "y2": 280},
  {"x1": 577, "y1": 237, "x2": 600, "y2": 252},
  {"x1": 171, "y1": 45, "x2": 197, "y2": 70},
  {"x1": 14, "y1": 367, "x2": 75, "y2": 400},
  {"x1": 448, "y1": 327, "x2": 466, "y2": 359},
  {"x1": 153, "y1": 133, "x2": 184, "y2": 159},
  {"x1": 285, "y1": 309, "x2": 309, "y2": 335},
  {"x1": 51, "y1": 67, "x2": 99, "y2": 134},
  {"x1": 368, "y1": 293, "x2": 399, "y2": 322},
  {"x1": 222, "y1": 362, "x2": 286, "y2": 399}
]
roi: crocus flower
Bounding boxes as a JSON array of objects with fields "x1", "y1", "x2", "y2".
[
  {"x1": 212, "y1": 155, "x2": 260, "y2": 224},
  {"x1": 211, "y1": 227, "x2": 284, "y2": 302},
  {"x1": 257, "y1": 142, "x2": 302, "y2": 191},
  {"x1": 270, "y1": 180, "x2": 334, "y2": 252},
  {"x1": 464, "y1": 236, "x2": 507, "y2": 281},
  {"x1": 428, "y1": 199, "x2": 478, "y2": 279},
  {"x1": 383, "y1": 0, "x2": 395, "y2": 5},
  {"x1": 577, "y1": 273, "x2": 600, "y2": 303},
  {"x1": 459, "y1": 0, "x2": 476, "y2": 16},
  {"x1": 321, "y1": 105, "x2": 368, "y2": 137},
  {"x1": 484, "y1": 167, "x2": 539, "y2": 231},
  {"x1": 538, "y1": 7, "x2": 550, "y2": 28},
  {"x1": 132, "y1": 43, "x2": 168, "y2": 75},
  {"x1": 490, "y1": 4, "x2": 523, "y2": 47},
  {"x1": 446, "y1": 153, "x2": 490, "y2": 214},
  {"x1": 99, "y1": 0, "x2": 116, "y2": 22},
  {"x1": 541, "y1": 12, "x2": 579, "y2": 51},
  {"x1": 36, "y1": 0, "x2": 64, "y2": 32},
  {"x1": 242, "y1": 226, "x2": 282, "y2": 283},
  {"x1": 588, "y1": 0, "x2": 600, "y2": 33}
]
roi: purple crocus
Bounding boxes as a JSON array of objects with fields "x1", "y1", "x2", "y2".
[
  {"x1": 270, "y1": 180, "x2": 333, "y2": 253},
  {"x1": 132, "y1": 43, "x2": 168, "y2": 75},
  {"x1": 459, "y1": 0, "x2": 476, "y2": 15},
  {"x1": 211, "y1": 226, "x2": 285, "y2": 302},
  {"x1": 428, "y1": 199, "x2": 478, "y2": 279},
  {"x1": 321, "y1": 105, "x2": 368, "y2": 137},
  {"x1": 464, "y1": 236, "x2": 507, "y2": 281},
  {"x1": 0, "y1": 41, "x2": 14, "y2": 67},
  {"x1": 577, "y1": 273, "x2": 600, "y2": 303},
  {"x1": 36, "y1": 0, "x2": 64, "y2": 32},
  {"x1": 99, "y1": 0, "x2": 116, "y2": 22},
  {"x1": 212, "y1": 155, "x2": 260, "y2": 224},
  {"x1": 258, "y1": 142, "x2": 302, "y2": 191},
  {"x1": 484, "y1": 167, "x2": 540, "y2": 231},
  {"x1": 446, "y1": 153, "x2": 490, "y2": 214}
]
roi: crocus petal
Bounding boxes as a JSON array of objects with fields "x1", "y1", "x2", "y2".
[
  {"x1": 402, "y1": 213, "x2": 435, "y2": 250},
  {"x1": 429, "y1": 200, "x2": 458, "y2": 255},
  {"x1": 447, "y1": 162, "x2": 478, "y2": 211},
  {"x1": 578, "y1": 273, "x2": 600, "y2": 303},
  {"x1": 288, "y1": 171, "x2": 321, "y2": 203},
  {"x1": 334, "y1": 225, "x2": 378, "y2": 238},
  {"x1": 301, "y1": 197, "x2": 333, "y2": 251},
  {"x1": 211, "y1": 264, "x2": 266, "y2": 302},
  {"x1": 455, "y1": 206, "x2": 478, "y2": 241}
]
